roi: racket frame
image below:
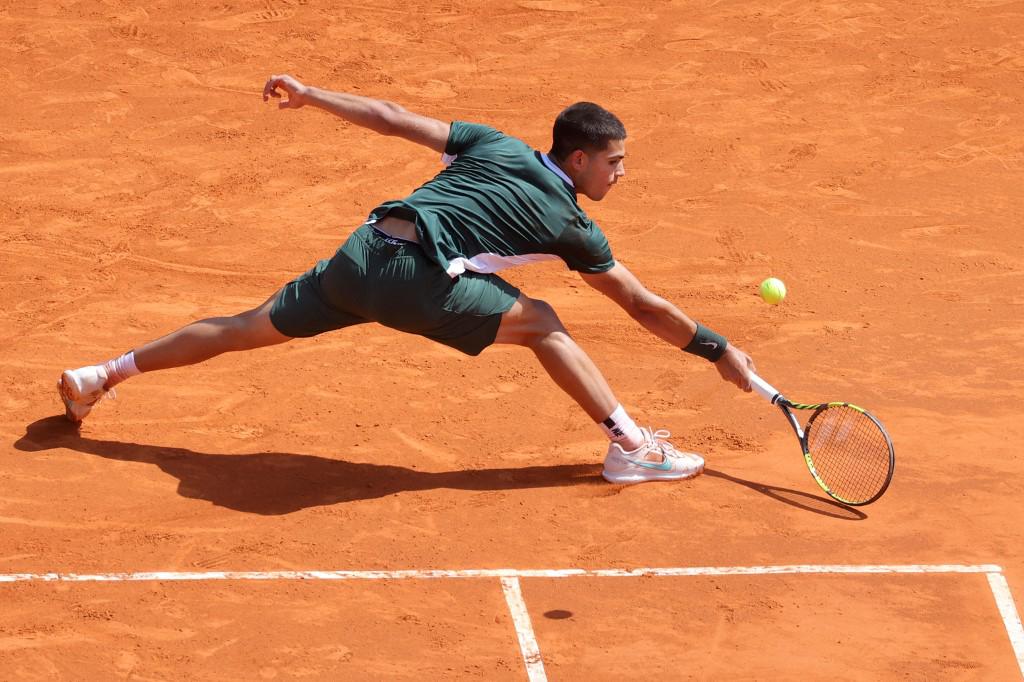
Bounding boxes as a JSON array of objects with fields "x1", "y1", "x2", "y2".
[{"x1": 749, "y1": 374, "x2": 895, "y2": 505}]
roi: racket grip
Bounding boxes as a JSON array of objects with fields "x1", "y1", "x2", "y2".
[{"x1": 749, "y1": 372, "x2": 781, "y2": 404}]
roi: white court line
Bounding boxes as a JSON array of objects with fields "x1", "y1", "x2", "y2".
[
  {"x1": 987, "y1": 572, "x2": 1024, "y2": 678},
  {"x1": 0, "y1": 563, "x2": 1003, "y2": 583},
  {"x1": 500, "y1": 577, "x2": 547, "y2": 682},
  {"x1": 2, "y1": 564, "x2": 1018, "y2": 679}
]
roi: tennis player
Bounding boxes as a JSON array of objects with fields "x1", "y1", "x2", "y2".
[{"x1": 58, "y1": 74, "x2": 756, "y2": 484}]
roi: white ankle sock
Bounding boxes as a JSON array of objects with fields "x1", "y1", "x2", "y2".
[
  {"x1": 599, "y1": 404, "x2": 644, "y2": 450},
  {"x1": 102, "y1": 351, "x2": 141, "y2": 390}
]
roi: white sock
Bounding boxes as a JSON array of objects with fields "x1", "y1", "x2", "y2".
[
  {"x1": 599, "y1": 404, "x2": 644, "y2": 450},
  {"x1": 102, "y1": 351, "x2": 141, "y2": 390}
]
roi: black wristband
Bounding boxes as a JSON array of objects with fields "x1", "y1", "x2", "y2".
[{"x1": 683, "y1": 323, "x2": 728, "y2": 362}]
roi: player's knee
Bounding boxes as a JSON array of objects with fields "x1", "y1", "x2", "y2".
[
  {"x1": 219, "y1": 307, "x2": 276, "y2": 350},
  {"x1": 211, "y1": 315, "x2": 248, "y2": 348},
  {"x1": 520, "y1": 298, "x2": 568, "y2": 347}
]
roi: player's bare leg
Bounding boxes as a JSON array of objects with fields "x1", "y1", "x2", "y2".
[
  {"x1": 132, "y1": 293, "x2": 291, "y2": 372},
  {"x1": 493, "y1": 295, "x2": 618, "y2": 424},
  {"x1": 58, "y1": 293, "x2": 292, "y2": 422},
  {"x1": 493, "y1": 293, "x2": 704, "y2": 483}
]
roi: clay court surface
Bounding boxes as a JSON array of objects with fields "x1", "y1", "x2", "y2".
[{"x1": 2, "y1": 0, "x2": 1024, "y2": 679}]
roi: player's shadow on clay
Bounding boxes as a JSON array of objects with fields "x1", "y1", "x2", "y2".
[
  {"x1": 16, "y1": 416, "x2": 604, "y2": 515},
  {"x1": 17, "y1": 417, "x2": 864, "y2": 519}
]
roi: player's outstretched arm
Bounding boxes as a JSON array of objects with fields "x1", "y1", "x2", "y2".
[
  {"x1": 580, "y1": 262, "x2": 754, "y2": 391},
  {"x1": 262, "y1": 74, "x2": 450, "y2": 153}
]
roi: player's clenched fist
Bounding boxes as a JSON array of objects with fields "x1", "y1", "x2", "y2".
[
  {"x1": 716, "y1": 345, "x2": 755, "y2": 392},
  {"x1": 263, "y1": 74, "x2": 309, "y2": 109}
]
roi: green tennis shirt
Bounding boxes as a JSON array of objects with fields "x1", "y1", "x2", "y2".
[{"x1": 369, "y1": 121, "x2": 615, "y2": 277}]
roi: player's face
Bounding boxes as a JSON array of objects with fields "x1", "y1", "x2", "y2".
[{"x1": 578, "y1": 139, "x2": 626, "y2": 201}]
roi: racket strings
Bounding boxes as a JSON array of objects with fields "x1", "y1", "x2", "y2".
[{"x1": 805, "y1": 405, "x2": 893, "y2": 504}]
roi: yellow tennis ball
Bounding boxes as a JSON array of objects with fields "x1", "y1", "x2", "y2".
[{"x1": 760, "y1": 277, "x2": 787, "y2": 304}]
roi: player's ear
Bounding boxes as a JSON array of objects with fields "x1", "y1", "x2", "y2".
[{"x1": 569, "y1": 149, "x2": 587, "y2": 171}]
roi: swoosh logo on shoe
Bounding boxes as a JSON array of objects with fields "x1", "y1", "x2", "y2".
[{"x1": 624, "y1": 455, "x2": 674, "y2": 471}]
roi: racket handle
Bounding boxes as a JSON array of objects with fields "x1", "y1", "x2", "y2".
[{"x1": 749, "y1": 372, "x2": 781, "y2": 404}]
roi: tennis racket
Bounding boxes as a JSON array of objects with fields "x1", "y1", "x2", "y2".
[{"x1": 749, "y1": 373, "x2": 895, "y2": 505}]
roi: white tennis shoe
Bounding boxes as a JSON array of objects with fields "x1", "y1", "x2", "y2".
[
  {"x1": 58, "y1": 365, "x2": 114, "y2": 423},
  {"x1": 602, "y1": 428, "x2": 704, "y2": 484}
]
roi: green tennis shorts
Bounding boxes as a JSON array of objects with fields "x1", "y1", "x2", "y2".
[{"x1": 269, "y1": 224, "x2": 520, "y2": 356}]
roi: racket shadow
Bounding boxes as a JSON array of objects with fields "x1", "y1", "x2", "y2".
[{"x1": 703, "y1": 468, "x2": 867, "y2": 521}]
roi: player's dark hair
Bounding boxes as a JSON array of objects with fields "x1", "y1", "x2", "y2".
[{"x1": 549, "y1": 102, "x2": 626, "y2": 162}]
